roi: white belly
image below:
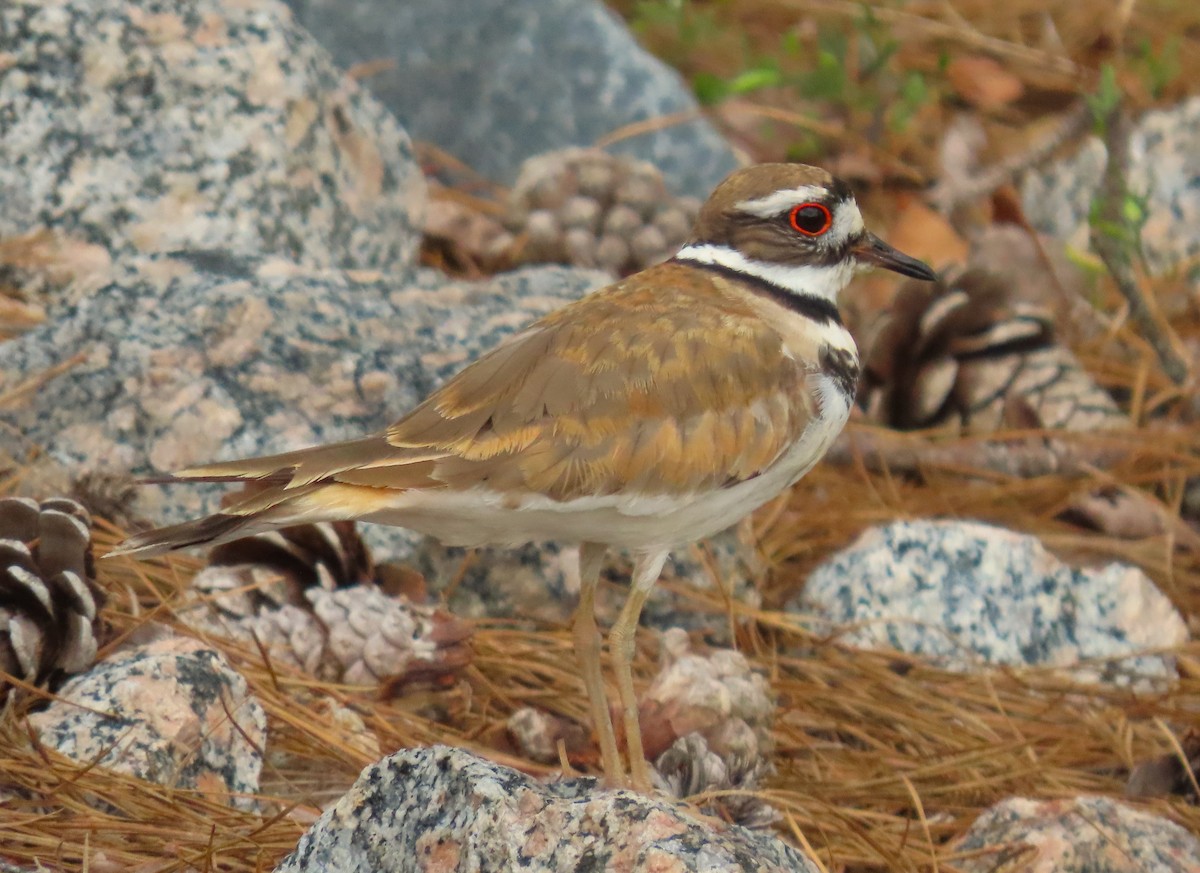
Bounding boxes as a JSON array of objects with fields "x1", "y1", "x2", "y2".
[{"x1": 363, "y1": 375, "x2": 851, "y2": 551}]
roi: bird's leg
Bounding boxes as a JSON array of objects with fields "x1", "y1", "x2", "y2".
[
  {"x1": 608, "y1": 548, "x2": 669, "y2": 793},
  {"x1": 573, "y1": 541, "x2": 625, "y2": 787}
]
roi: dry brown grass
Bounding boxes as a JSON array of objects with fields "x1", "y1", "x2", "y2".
[{"x1": 2, "y1": 415, "x2": 1198, "y2": 872}]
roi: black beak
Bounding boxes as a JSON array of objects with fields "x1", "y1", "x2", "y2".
[{"x1": 851, "y1": 232, "x2": 937, "y2": 281}]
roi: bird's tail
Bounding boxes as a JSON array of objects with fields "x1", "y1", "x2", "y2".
[
  {"x1": 106, "y1": 512, "x2": 258, "y2": 558},
  {"x1": 105, "y1": 480, "x2": 395, "y2": 559}
]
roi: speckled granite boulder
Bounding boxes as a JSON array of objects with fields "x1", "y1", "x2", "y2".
[
  {"x1": 283, "y1": 0, "x2": 739, "y2": 197},
  {"x1": 1021, "y1": 97, "x2": 1200, "y2": 280},
  {"x1": 0, "y1": 0, "x2": 424, "y2": 291},
  {"x1": 792, "y1": 520, "x2": 1188, "y2": 686},
  {"x1": 952, "y1": 795, "x2": 1200, "y2": 872},
  {"x1": 275, "y1": 746, "x2": 821, "y2": 873},
  {"x1": 26, "y1": 635, "x2": 265, "y2": 809}
]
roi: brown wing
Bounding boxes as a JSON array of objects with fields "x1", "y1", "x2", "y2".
[{"x1": 178, "y1": 263, "x2": 819, "y2": 501}]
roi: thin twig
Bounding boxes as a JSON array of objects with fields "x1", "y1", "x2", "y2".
[
  {"x1": 787, "y1": 0, "x2": 1083, "y2": 79},
  {"x1": 0, "y1": 351, "x2": 87, "y2": 410},
  {"x1": 826, "y1": 425, "x2": 1136, "y2": 480},
  {"x1": 1089, "y1": 106, "x2": 1191, "y2": 385},
  {"x1": 594, "y1": 108, "x2": 706, "y2": 149}
]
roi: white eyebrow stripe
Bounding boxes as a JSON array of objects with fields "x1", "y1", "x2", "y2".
[{"x1": 734, "y1": 185, "x2": 829, "y2": 218}]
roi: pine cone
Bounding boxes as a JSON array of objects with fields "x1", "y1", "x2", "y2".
[
  {"x1": 180, "y1": 522, "x2": 471, "y2": 690},
  {"x1": 505, "y1": 148, "x2": 700, "y2": 275},
  {"x1": 308, "y1": 584, "x2": 472, "y2": 693},
  {"x1": 0, "y1": 497, "x2": 106, "y2": 699},
  {"x1": 860, "y1": 268, "x2": 1129, "y2": 433},
  {"x1": 200, "y1": 520, "x2": 375, "y2": 613},
  {"x1": 639, "y1": 628, "x2": 774, "y2": 773},
  {"x1": 654, "y1": 732, "x2": 779, "y2": 829}
]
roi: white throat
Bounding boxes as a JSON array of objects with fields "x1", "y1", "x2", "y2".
[{"x1": 674, "y1": 243, "x2": 853, "y2": 304}]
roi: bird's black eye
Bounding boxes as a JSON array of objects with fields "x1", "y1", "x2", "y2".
[{"x1": 789, "y1": 202, "x2": 833, "y2": 236}]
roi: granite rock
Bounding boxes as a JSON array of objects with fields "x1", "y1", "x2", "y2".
[
  {"x1": 1021, "y1": 97, "x2": 1200, "y2": 280},
  {"x1": 283, "y1": 0, "x2": 739, "y2": 197},
  {"x1": 952, "y1": 795, "x2": 1200, "y2": 873},
  {"x1": 0, "y1": 0, "x2": 424, "y2": 294},
  {"x1": 275, "y1": 745, "x2": 821, "y2": 873},
  {"x1": 793, "y1": 520, "x2": 1188, "y2": 686},
  {"x1": 26, "y1": 635, "x2": 265, "y2": 808}
]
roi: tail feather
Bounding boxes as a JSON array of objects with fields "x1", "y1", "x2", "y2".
[
  {"x1": 106, "y1": 513, "x2": 252, "y2": 559},
  {"x1": 107, "y1": 481, "x2": 401, "y2": 560}
]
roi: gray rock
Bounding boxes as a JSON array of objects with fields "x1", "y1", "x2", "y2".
[
  {"x1": 952, "y1": 795, "x2": 1200, "y2": 873},
  {"x1": 275, "y1": 746, "x2": 821, "y2": 873},
  {"x1": 284, "y1": 0, "x2": 739, "y2": 197},
  {"x1": 26, "y1": 635, "x2": 265, "y2": 808},
  {"x1": 0, "y1": 0, "x2": 424, "y2": 284},
  {"x1": 1021, "y1": 97, "x2": 1200, "y2": 280},
  {"x1": 792, "y1": 520, "x2": 1188, "y2": 686}
]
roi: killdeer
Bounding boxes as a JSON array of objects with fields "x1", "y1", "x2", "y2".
[{"x1": 111, "y1": 163, "x2": 935, "y2": 790}]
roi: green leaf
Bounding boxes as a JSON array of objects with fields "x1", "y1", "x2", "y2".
[
  {"x1": 1121, "y1": 194, "x2": 1146, "y2": 226},
  {"x1": 728, "y1": 66, "x2": 783, "y2": 94},
  {"x1": 889, "y1": 71, "x2": 928, "y2": 131}
]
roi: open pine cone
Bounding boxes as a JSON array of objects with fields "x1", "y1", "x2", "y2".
[
  {"x1": 0, "y1": 497, "x2": 106, "y2": 699},
  {"x1": 859, "y1": 268, "x2": 1129, "y2": 433},
  {"x1": 182, "y1": 522, "x2": 471, "y2": 691},
  {"x1": 654, "y1": 732, "x2": 778, "y2": 829},
  {"x1": 200, "y1": 520, "x2": 375, "y2": 613},
  {"x1": 639, "y1": 628, "x2": 778, "y2": 828},
  {"x1": 505, "y1": 147, "x2": 700, "y2": 276}
]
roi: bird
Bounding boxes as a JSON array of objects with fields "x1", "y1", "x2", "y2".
[{"x1": 110, "y1": 163, "x2": 936, "y2": 791}]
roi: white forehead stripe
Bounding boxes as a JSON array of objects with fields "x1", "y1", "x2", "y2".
[
  {"x1": 734, "y1": 186, "x2": 829, "y2": 218},
  {"x1": 734, "y1": 187, "x2": 866, "y2": 244},
  {"x1": 675, "y1": 243, "x2": 855, "y2": 304}
]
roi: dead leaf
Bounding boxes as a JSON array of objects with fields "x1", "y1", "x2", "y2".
[
  {"x1": 886, "y1": 197, "x2": 970, "y2": 270},
  {"x1": 947, "y1": 56, "x2": 1024, "y2": 110}
]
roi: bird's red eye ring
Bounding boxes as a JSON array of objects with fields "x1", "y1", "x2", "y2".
[{"x1": 789, "y1": 202, "x2": 833, "y2": 236}]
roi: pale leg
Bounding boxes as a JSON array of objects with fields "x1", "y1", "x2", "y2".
[
  {"x1": 573, "y1": 541, "x2": 625, "y2": 786},
  {"x1": 608, "y1": 548, "x2": 669, "y2": 792}
]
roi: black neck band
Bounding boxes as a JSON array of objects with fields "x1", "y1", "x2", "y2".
[{"x1": 674, "y1": 257, "x2": 843, "y2": 326}]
